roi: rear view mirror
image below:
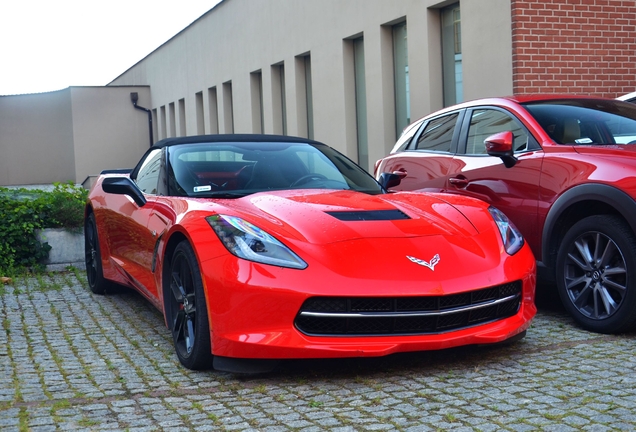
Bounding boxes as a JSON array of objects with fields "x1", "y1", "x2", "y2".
[{"x1": 485, "y1": 131, "x2": 517, "y2": 168}]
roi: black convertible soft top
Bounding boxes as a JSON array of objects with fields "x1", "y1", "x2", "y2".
[{"x1": 150, "y1": 134, "x2": 324, "y2": 149}]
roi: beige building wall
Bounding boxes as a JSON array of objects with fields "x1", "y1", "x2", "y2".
[
  {"x1": 70, "y1": 86, "x2": 152, "y2": 182},
  {"x1": 0, "y1": 90, "x2": 75, "y2": 185},
  {"x1": 461, "y1": 0, "x2": 514, "y2": 101},
  {"x1": 110, "y1": 0, "x2": 514, "y2": 170},
  {"x1": 0, "y1": 86, "x2": 151, "y2": 186}
]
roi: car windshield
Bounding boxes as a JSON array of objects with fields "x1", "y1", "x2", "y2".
[
  {"x1": 523, "y1": 99, "x2": 636, "y2": 145},
  {"x1": 167, "y1": 141, "x2": 383, "y2": 197}
]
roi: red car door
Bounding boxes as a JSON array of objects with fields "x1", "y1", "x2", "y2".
[
  {"x1": 444, "y1": 107, "x2": 545, "y2": 257},
  {"x1": 104, "y1": 149, "x2": 164, "y2": 299},
  {"x1": 99, "y1": 194, "x2": 157, "y2": 288},
  {"x1": 378, "y1": 111, "x2": 464, "y2": 193}
]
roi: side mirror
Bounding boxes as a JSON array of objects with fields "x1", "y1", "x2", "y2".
[
  {"x1": 102, "y1": 177, "x2": 147, "y2": 207},
  {"x1": 485, "y1": 131, "x2": 518, "y2": 168},
  {"x1": 378, "y1": 172, "x2": 402, "y2": 190}
]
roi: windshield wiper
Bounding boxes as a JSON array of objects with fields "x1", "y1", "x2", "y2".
[{"x1": 194, "y1": 191, "x2": 253, "y2": 199}]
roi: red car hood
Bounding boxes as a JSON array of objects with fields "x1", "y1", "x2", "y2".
[
  {"x1": 573, "y1": 144, "x2": 636, "y2": 158},
  {"x1": 217, "y1": 189, "x2": 480, "y2": 245}
]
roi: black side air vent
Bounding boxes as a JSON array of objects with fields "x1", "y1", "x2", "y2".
[{"x1": 325, "y1": 209, "x2": 411, "y2": 221}]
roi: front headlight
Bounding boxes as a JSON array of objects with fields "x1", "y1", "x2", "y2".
[
  {"x1": 206, "y1": 215, "x2": 307, "y2": 269},
  {"x1": 488, "y1": 207, "x2": 524, "y2": 255}
]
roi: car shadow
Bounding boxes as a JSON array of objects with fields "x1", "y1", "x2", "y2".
[
  {"x1": 240, "y1": 339, "x2": 530, "y2": 382},
  {"x1": 534, "y1": 282, "x2": 565, "y2": 313}
]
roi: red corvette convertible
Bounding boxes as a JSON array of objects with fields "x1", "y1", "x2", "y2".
[{"x1": 85, "y1": 134, "x2": 536, "y2": 372}]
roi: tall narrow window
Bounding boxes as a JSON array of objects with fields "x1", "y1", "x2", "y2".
[
  {"x1": 353, "y1": 37, "x2": 368, "y2": 171},
  {"x1": 168, "y1": 102, "x2": 176, "y2": 137},
  {"x1": 442, "y1": 3, "x2": 463, "y2": 106},
  {"x1": 295, "y1": 54, "x2": 313, "y2": 139},
  {"x1": 250, "y1": 71, "x2": 264, "y2": 133},
  {"x1": 305, "y1": 55, "x2": 314, "y2": 140},
  {"x1": 223, "y1": 81, "x2": 234, "y2": 134},
  {"x1": 152, "y1": 108, "x2": 159, "y2": 143},
  {"x1": 271, "y1": 63, "x2": 287, "y2": 135},
  {"x1": 280, "y1": 65, "x2": 287, "y2": 135},
  {"x1": 393, "y1": 21, "x2": 410, "y2": 139},
  {"x1": 208, "y1": 87, "x2": 219, "y2": 134},
  {"x1": 160, "y1": 106, "x2": 167, "y2": 140},
  {"x1": 178, "y1": 98, "x2": 186, "y2": 137},
  {"x1": 195, "y1": 92, "x2": 204, "y2": 135}
]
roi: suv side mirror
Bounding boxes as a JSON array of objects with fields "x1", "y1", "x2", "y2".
[
  {"x1": 485, "y1": 131, "x2": 518, "y2": 168},
  {"x1": 378, "y1": 172, "x2": 402, "y2": 190}
]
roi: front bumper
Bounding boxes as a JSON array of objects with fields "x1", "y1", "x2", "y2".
[{"x1": 200, "y1": 246, "x2": 536, "y2": 360}]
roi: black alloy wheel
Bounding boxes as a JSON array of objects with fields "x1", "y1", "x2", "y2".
[
  {"x1": 84, "y1": 213, "x2": 109, "y2": 294},
  {"x1": 168, "y1": 241, "x2": 212, "y2": 370},
  {"x1": 556, "y1": 215, "x2": 636, "y2": 333}
]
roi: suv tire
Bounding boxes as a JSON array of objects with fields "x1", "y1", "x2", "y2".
[{"x1": 556, "y1": 215, "x2": 636, "y2": 333}]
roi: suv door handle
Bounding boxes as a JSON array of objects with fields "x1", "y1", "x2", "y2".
[
  {"x1": 392, "y1": 169, "x2": 407, "y2": 179},
  {"x1": 449, "y1": 177, "x2": 468, "y2": 188}
]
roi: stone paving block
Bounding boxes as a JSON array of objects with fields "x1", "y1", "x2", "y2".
[
  {"x1": 581, "y1": 426, "x2": 613, "y2": 432},
  {"x1": 29, "y1": 426, "x2": 57, "y2": 432},
  {"x1": 507, "y1": 425, "x2": 537, "y2": 432},
  {"x1": 403, "y1": 425, "x2": 434, "y2": 432}
]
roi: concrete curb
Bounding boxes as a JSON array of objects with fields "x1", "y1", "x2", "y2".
[{"x1": 35, "y1": 228, "x2": 86, "y2": 271}]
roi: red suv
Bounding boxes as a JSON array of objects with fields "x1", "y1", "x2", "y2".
[{"x1": 375, "y1": 95, "x2": 636, "y2": 334}]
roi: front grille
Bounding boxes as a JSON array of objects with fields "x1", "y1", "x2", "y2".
[{"x1": 295, "y1": 281, "x2": 522, "y2": 336}]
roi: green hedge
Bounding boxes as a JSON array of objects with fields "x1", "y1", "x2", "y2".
[{"x1": 0, "y1": 182, "x2": 88, "y2": 274}]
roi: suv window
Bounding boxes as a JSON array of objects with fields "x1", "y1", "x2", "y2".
[
  {"x1": 466, "y1": 109, "x2": 530, "y2": 154},
  {"x1": 524, "y1": 99, "x2": 636, "y2": 145},
  {"x1": 415, "y1": 113, "x2": 458, "y2": 152},
  {"x1": 392, "y1": 119, "x2": 423, "y2": 152}
]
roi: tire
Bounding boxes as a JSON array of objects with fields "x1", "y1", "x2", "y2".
[
  {"x1": 556, "y1": 215, "x2": 636, "y2": 333},
  {"x1": 168, "y1": 241, "x2": 213, "y2": 370},
  {"x1": 84, "y1": 213, "x2": 110, "y2": 295}
]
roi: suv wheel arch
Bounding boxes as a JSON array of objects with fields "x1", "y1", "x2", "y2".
[{"x1": 541, "y1": 183, "x2": 636, "y2": 275}]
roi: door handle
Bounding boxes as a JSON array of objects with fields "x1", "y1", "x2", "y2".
[
  {"x1": 449, "y1": 177, "x2": 468, "y2": 188},
  {"x1": 392, "y1": 169, "x2": 407, "y2": 179}
]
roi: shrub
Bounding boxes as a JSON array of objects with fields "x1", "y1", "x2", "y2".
[
  {"x1": 42, "y1": 182, "x2": 88, "y2": 230},
  {"x1": 0, "y1": 182, "x2": 87, "y2": 274}
]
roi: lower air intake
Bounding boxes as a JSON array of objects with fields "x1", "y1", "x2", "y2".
[{"x1": 295, "y1": 281, "x2": 522, "y2": 336}]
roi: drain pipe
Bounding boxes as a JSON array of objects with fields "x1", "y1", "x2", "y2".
[{"x1": 130, "y1": 92, "x2": 154, "y2": 147}]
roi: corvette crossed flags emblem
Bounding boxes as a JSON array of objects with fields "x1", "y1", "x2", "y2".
[{"x1": 407, "y1": 254, "x2": 440, "y2": 271}]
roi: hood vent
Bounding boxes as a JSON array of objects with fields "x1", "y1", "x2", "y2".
[{"x1": 325, "y1": 209, "x2": 410, "y2": 221}]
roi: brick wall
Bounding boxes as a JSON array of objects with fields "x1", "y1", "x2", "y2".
[{"x1": 511, "y1": 0, "x2": 636, "y2": 97}]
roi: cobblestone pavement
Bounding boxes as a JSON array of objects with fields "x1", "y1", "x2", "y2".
[{"x1": 1, "y1": 272, "x2": 635, "y2": 431}]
